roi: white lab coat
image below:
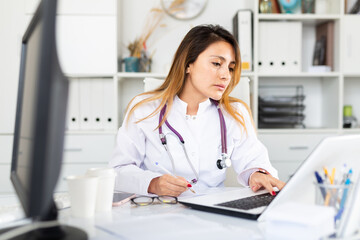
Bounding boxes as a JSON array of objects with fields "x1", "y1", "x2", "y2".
[{"x1": 109, "y1": 95, "x2": 277, "y2": 195}]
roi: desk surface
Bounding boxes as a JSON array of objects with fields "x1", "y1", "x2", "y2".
[
  {"x1": 59, "y1": 201, "x2": 264, "y2": 240},
  {"x1": 0, "y1": 189, "x2": 265, "y2": 240}
]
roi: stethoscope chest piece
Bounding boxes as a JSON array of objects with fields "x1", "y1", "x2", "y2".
[{"x1": 217, "y1": 153, "x2": 231, "y2": 169}]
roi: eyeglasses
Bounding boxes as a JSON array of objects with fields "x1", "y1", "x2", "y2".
[{"x1": 130, "y1": 196, "x2": 178, "y2": 206}]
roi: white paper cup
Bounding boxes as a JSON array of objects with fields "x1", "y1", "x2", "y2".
[
  {"x1": 66, "y1": 175, "x2": 98, "y2": 218},
  {"x1": 86, "y1": 167, "x2": 116, "y2": 213}
]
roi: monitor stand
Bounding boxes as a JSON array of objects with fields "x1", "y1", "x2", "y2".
[
  {"x1": 0, "y1": 225, "x2": 87, "y2": 240},
  {"x1": 0, "y1": 201, "x2": 87, "y2": 240}
]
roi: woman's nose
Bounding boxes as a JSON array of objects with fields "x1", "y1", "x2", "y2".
[{"x1": 219, "y1": 67, "x2": 231, "y2": 80}]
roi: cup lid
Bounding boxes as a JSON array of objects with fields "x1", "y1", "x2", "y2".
[
  {"x1": 66, "y1": 175, "x2": 98, "y2": 181},
  {"x1": 86, "y1": 167, "x2": 116, "y2": 177}
]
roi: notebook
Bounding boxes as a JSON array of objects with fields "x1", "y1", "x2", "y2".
[{"x1": 179, "y1": 135, "x2": 360, "y2": 223}]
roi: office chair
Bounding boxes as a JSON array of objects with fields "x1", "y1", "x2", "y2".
[{"x1": 143, "y1": 77, "x2": 251, "y2": 187}]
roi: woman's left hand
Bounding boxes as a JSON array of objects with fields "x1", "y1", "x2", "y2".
[{"x1": 249, "y1": 172, "x2": 285, "y2": 196}]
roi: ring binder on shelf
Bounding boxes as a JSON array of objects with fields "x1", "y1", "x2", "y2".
[
  {"x1": 233, "y1": 10, "x2": 253, "y2": 72},
  {"x1": 258, "y1": 22, "x2": 302, "y2": 73}
]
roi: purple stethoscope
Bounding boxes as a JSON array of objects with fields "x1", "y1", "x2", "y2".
[{"x1": 158, "y1": 99, "x2": 232, "y2": 185}]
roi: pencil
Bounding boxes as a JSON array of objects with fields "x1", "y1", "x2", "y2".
[
  {"x1": 155, "y1": 162, "x2": 196, "y2": 194},
  {"x1": 330, "y1": 168, "x2": 336, "y2": 185}
]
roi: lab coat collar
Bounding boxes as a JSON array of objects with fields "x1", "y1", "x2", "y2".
[{"x1": 174, "y1": 95, "x2": 212, "y2": 116}]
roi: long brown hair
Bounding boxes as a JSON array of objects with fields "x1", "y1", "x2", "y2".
[{"x1": 126, "y1": 24, "x2": 251, "y2": 131}]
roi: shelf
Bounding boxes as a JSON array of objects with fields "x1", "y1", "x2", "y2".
[
  {"x1": 116, "y1": 72, "x2": 255, "y2": 79},
  {"x1": 258, "y1": 128, "x2": 341, "y2": 134},
  {"x1": 65, "y1": 130, "x2": 117, "y2": 135},
  {"x1": 0, "y1": 133, "x2": 13, "y2": 136},
  {"x1": 117, "y1": 72, "x2": 167, "y2": 79},
  {"x1": 116, "y1": 72, "x2": 341, "y2": 79},
  {"x1": 65, "y1": 74, "x2": 115, "y2": 78},
  {"x1": 241, "y1": 72, "x2": 254, "y2": 77},
  {"x1": 343, "y1": 74, "x2": 360, "y2": 78},
  {"x1": 257, "y1": 72, "x2": 340, "y2": 78},
  {"x1": 342, "y1": 129, "x2": 360, "y2": 133},
  {"x1": 257, "y1": 14, "x2": 340, "y2": 24}
]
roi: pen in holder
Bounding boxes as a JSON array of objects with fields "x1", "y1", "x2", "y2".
[{"x1": 314, "y1": 182, "x2": 352, "y2": 229}]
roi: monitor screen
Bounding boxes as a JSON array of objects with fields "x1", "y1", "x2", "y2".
[
  {"x1": 16, "y1": 6, "x2": 43, "y2": 202},
  {"x1": 10, "y1": 0, "x2": 66, "y2": 220}
]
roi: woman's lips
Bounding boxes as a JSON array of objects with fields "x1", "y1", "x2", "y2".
[{"x1": 214, "y1": 84, "x2": 225, "y2": 90}]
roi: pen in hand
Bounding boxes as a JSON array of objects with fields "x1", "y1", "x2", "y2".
[{"x1": 155, "y1": 162, "x2": 196, "y2": 194}]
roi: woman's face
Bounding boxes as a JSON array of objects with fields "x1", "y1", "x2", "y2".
[{"x1": 185, "y1": 41, "x2": 235, "y2": 101}]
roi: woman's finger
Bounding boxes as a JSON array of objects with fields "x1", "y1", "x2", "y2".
[
  {"x1": 250, "y1": 172, "x2": 277, "y2": 195},
  {"x1": 251, "y1": 184, "x2": 261, "y2": 192},
  {"x1": 261, "y1": 179, "x2": 276, "y2": 195},
  {"x1": 269, "y1": 176, "x2": 286, "y2": 190}
]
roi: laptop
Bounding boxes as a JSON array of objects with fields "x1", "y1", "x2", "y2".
[{"x1": 179, "y1": 135, "x2": 360, "y2": 223}]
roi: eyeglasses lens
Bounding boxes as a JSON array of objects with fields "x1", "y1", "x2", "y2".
[
  {"x1": 132, "y1": 197, "x2": 154, "y2": 206},
  {"x1": 158, "y1": 196, "x2": 177, "y2": 204}
]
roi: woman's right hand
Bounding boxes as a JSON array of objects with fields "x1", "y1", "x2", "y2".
[{"x1": 148, "y1": 174, "x2": 191, "y2": 197}]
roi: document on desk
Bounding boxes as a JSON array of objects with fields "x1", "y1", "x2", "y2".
[
  {"x1": 178, "y1": 186, "x2": 235, "y2": 199},
  {"x1": 140, "y1": 186, "x2": 235, "y2": 199},
  {"x1": 96, "y1": 213, "x2": 262, "y2": 240}
]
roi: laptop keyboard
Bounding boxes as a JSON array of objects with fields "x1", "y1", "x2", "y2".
[{"x1": 215, "y1": 192, "x2": 277, "y2": 210}]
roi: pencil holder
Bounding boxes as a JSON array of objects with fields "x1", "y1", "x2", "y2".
[{"x1": 314, "y1": 182, "x2": 352, "y2": 229}]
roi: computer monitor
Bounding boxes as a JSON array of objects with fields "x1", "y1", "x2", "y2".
[{"x1": 0, "y1": 0, "x2": 86, "y2": 239}]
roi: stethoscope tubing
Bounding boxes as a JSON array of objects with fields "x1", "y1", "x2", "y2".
[
  {"x1": 159, "y1": 99, "x2": 227, "y2": 153},
  {"x1": 159, "y1": 104, "x2": 185, "y2": 143},
  {"x1": 210, "y1": 99, "x2": 227, "y2": 154},
  {"x1": 158, "y1": 99, "x2": 229, "y2": 180}
]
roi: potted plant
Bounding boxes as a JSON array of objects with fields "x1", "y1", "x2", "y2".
[
  {"x1": 123, "y1": 7, "x2": 164, "y2": 72},
  {"x1": 123, "y1": 1, "x2": 185, "y2": 72}
]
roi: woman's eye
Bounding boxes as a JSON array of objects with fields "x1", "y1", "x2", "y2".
[
  {"x1": 212, "y1": 62, "x2": 221, "y2": 67},
  {"x1": 229, "y1": 68, "x2": 234, "y2": 73}
]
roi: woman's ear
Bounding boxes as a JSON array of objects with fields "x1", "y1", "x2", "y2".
[{"x1": 186, "y1": 66, "x2": 190, "y2": 74}]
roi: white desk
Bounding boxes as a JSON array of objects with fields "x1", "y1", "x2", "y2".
[
  {"x1": 0, "y1": 190, "x2": 265, "y2": 240},
  {"x1": 59, "y1": 201, "x2": 264, "y2": 240}
]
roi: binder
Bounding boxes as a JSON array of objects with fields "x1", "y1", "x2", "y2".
[
  {"x1": 91, "y1": 79, "x2": 104, "y2": 130},
  {"x1": 342, "y1": 16, "x2": 360, "y2": 74},
  {"x1": 103, "y1": 79, "x2": 116, "y2": 130},
  {"x1": 233, "y1": 10, "x2": 253, "y2": 72},
  {"x1": 315, "y1": 21, "x2": 334, "y2": 70},
  {"x1": 66, "y1": 79, "x2": 80, "y2": 130},
  {"x1": 258, "y1": 21, "x2": 302, "y2": 73},
  {"x1": 270, "y1": 0, "x2": 281, "y2": 13},
  {"x1": 79, "y1": 79, "x2": 92, "y2": 130}
]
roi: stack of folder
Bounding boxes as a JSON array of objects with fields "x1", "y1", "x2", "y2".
[{"x1": 258, "y1": 85, "x2": 306, "y2": 129}]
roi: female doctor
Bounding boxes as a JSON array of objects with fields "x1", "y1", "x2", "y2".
[{"x1": 110, "y1": 25, "x2": 285, "y2": 197}]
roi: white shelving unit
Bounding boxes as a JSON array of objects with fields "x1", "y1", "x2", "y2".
[
  {"x1": 252, "y1": 1, "x2": 360, "y2": 181},
  {"x1": 114, "y1": 0, "x2": 360, "y2": 182},
  {"x1": 2, "y1": 0, "x2": 360, "y2": 193}
]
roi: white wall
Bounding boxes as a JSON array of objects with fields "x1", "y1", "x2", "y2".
[
  {"x1": 119, "y1": 0, "x2": 254, "y2": 73},
  {"x1": 0, "y1": 0, "x2": 255, "y2": 133}
]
